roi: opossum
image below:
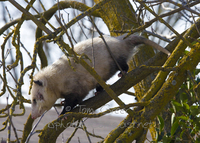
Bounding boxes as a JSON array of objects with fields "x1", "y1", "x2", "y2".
[{"x1": 30, "y1": 34, "x2": 170, "y2": 119}]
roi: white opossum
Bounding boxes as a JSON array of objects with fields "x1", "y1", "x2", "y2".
[{"x1": 30, "y1": 34, "x2": 170, "y2": 119}]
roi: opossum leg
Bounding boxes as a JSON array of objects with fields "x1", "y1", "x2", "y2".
[
  {"x1": 60, "y1": 93, "x2": 81, "y2": 115},
  {"x1": 117, "y1": 58, "x2": 129, "y2": 77},
  {"x1": 95, "y1": 84, "x2": 103, "y2": 95}
]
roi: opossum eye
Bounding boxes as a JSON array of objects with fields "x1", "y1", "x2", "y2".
[
  {"x1": 38, "y1": 93, "x2": 44, "y2": 100},
  {"x1": 33, "y1": 99, "x2": 37, "y2": 104},
  {"x1": 33, "y1": 80, "x2": 43, "y2": 86}
]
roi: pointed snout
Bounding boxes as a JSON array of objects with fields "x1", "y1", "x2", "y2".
[
  {"x1": 31, "y1": 114, "x2": 39, "y2": 119},
  {"x1": 31, "y1": 110, "x2": 41, "y2": 119}
]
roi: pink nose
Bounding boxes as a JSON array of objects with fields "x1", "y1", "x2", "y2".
[
  {"x1": 31, "y1": 114, "x2": 38, "y2": 119},
  {"x1": 31, "y1": 116, "x2": 36, "y2": 119}
]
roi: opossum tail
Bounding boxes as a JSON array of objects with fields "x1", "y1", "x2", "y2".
[{"x1": 124, "y1": 35, "x2": 171, "y2": 57}]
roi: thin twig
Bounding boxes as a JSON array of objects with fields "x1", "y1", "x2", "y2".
[
  {"x1": 140, "y1": 65, "x2": 177, "y2": 72},
  {"x1": 114, "y1": 0, "x2": 200, "y2": 35},
  {"x1": 81, "y1": 120, "x2": 92, "y2": 143},
  {"x1": 167, "y1": 0, "x2": 200, "y2": 16},
  {"x1": 186, "y1": 0, "x2": 200, "y2": 36},
  {"x1": 79, "y1": 125, "x2": 104, "y2": 140},
  {"x1": 7, "y1": 96, "x2": 20, "y2": 142},
  {"x1": 25, "y1": 110, "x2": 47, "y2": 143},
  {"x1": 20, "y1": 42, "x2": 39, "y2": 71},
  {"x1": 8, "y1": 0, "x2": 51, "y2": 34},
  {"x1": 54, "y1": 14, "x2": 79, "y2": 63},
  {"x1": 77, "y1": 21, "x2": 89, "y2": 39},
  {"x1": 144, "y1": 30, "x2": 172, "y2": 42},
  {"x1": 66, "y1": 120, "x2": 81, "y2": 143},
  {"x1": 136, "y1": 0, "x2": 193, "y2": 48},
  {"x1": 89, "y1": 16, "x2": 125, "y2": 76},
  {"x1": 7, "y1": 96, "x2": 11, "y2": 143}
]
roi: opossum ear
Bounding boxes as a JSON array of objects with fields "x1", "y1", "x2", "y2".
[{"x1": 33, "y1": 80, "x2": 43, "y2": 86}]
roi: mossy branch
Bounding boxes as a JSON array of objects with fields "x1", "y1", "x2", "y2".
[
  {"x1": 147, "y1": 42, "x2": 200, "y2": 121},
  {"x1": 2, "y1": 2, "x2": 36, "y2": 136},
  {"x1": 103, "y1": 115, "x2": 132, "y2": 142},
  {"x1": 7, "y1": 0, "x2": 36, "y2": 70},
  {"x1": 114, "y1": 42, "x2": 200, "y2": 142},
  {"x1": 21, "y1": 114, "x2": 34, "y2": 143},
  {"x1": 112, "y1": 18, "x2": 200, "y2": 142},
  {"x1": 58, "y1": 102, "x2": 148, "y2": 120},
  {"x1": 0, "y1": 32, "x2": 13, "y2": 97},
  {"x1": 142, "y1": 17, "x2": 200, "y2": 103}
]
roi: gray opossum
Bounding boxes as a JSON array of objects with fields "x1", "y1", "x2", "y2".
[{"x1": 30, "y1": 34, "x2": 170, "y2": 119}]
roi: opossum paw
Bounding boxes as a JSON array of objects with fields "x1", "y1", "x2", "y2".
[
  {"x1": 118, "y1": 73, "x2": 122, "y2": 77},
  {"x1": 118, "y1": 71, "x2": 127, "y2": 77},
  {"x1": 95, "y1": 92, "x2": 100, "y2": 96},
  {"x1": 61, "y1": 100, "x2": 65, "y2": 105}
]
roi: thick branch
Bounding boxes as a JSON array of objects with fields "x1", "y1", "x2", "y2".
[{"x1": 115, "y1": 43, "x2": 200, "y2": 143}]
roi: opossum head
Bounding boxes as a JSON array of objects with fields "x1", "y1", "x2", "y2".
[{"x1": 31, "y1": 78, "x2": 57, "y2": 119}]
